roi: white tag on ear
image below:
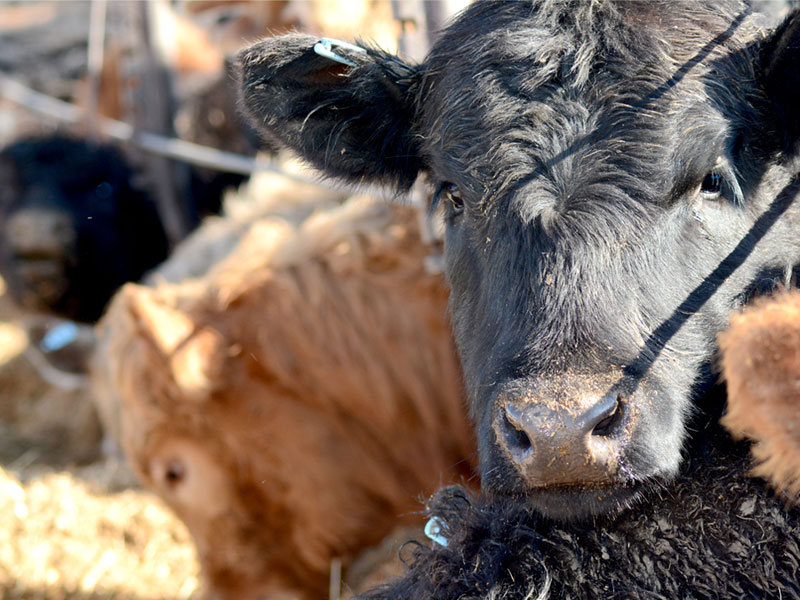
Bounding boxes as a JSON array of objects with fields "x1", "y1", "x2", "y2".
[
  {"x1": 41, "y1": 321, "x2": 80, "y2": 353},
  {"x1": 313, "y1": 38, "x2": 367, "y2": 68},
  {"x1": 424, "y1": 516, "x2": 449, "y2": 547}
]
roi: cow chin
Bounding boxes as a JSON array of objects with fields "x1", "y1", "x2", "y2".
[
  {"x1": 484, "y1": 470, "x2": 674, "y2": 523},
  {"x1": 520, "y1": 483, "x2": 648, "y2": 523}
]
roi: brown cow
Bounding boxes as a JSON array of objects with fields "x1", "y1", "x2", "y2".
[
  {"x1": 92, "y1": 189, "x2": 475, "y2": 599},
  {"x1": 720, "y1": 290, "x2": 800, "y2": 499}
]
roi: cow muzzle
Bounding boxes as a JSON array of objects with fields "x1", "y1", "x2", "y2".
[{"x1": 493, "y1": 377, "x2": 630, "y2": 488}]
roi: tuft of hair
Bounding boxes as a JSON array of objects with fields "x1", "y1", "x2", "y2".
[
  {"x1": 360, "y1": 486, "x2": 550, "y2": 600},
  {"x1": 720, "y1": 290, "x2": 800, "y2": 499}
]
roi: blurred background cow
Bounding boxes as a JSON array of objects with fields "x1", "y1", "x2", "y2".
[{"x1": 0, "y1": 1, "x2": 472, "y2": 598}]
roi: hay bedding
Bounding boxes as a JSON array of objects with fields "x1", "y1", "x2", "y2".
[
  {"x1": 364, "y1": 425, "x2": 800, "y2": 600},
  {"x1": 0, "y1": 278, "x2": 201, "y2": 600},
  {"x1": 0, "y1": 461, "x2": 200, "y2": 600}
]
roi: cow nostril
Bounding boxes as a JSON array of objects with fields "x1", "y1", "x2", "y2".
[
  {"x1": 591, "y1": 396, "x2": 623, "y2": 437},
  {"x1": 500, "y1": 408, "x2": 532, "y2": 453}
]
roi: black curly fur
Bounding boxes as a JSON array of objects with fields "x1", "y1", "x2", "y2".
[{"x1": 362, "y1": 423, "x2": 800, "y2": 599}]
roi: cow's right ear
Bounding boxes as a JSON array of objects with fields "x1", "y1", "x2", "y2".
[
  {"x1": 237, "y1": 34, "x2": 423, "y2": 190},
  {"x1": 761, "y1": 9, "x2": 800, "y2": 154}
]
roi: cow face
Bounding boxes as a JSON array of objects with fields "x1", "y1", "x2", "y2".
[
  {"x1": 95, "y1": 201, "x2": 472, "y2": 597},
  {"x1": 238, "y1": 1, "x2": 800, "y2": 520},
  {"x1": 0, "y1": 136, "x2": 169, "y2": 323}
]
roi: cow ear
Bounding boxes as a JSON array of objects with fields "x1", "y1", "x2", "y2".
[
  {"x1": 237, "y1": 34, "x2": 423, "y2": 190},
  {"x1": 761, "y1": 9, "x2": 800, "y2": 153},
  {"x1": 125, "y1": 285, "x2": 225, "y2": 402}
]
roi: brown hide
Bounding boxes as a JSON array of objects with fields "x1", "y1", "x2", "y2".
[
  {"x1": 94, "y1": 197, "x2": 475, "y2": 599},
  {"x1": 720, "y1": 291, "x2": 800, "y2": 498}
]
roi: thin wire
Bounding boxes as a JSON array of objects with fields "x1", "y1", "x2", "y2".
[
  {"x1": 0, "y1": 74, "x2": 423, "y2": 209},
  {"x1": 0, "y1": 73, "x2": 319, "y2": 184}
]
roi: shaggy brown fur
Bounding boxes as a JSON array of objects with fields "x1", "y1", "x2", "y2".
[
  {"x1": 93, "y1": 195, "x2": 476, "y2": 599},
  {"x1": 720, "y1": 290, "x2": 800, "y2": 498}
]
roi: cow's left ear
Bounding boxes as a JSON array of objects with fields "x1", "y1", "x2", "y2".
[
  {"x1": 761, "y1": 9, "x2": 800, "y2": 153},
  {"x1": 237, "y1": 34, "x2": 423, "y2": 190}
]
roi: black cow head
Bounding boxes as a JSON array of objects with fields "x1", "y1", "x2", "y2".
[
  {"x1": 0, "y1": 135, "x2": 169, "y2": 323},
  {"x1": 238, "y1": 1, "x2": 800, "y2": 521}
]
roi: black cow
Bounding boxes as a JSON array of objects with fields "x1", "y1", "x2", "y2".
[
  {"x1": 360, "y1": 428, "x2": 800, "y2": 599},
  {"x1": 0, "y1": 135, "x2": 169, "y2": 323},
  {"x1": 238, "y1": 1, "x2": 800, "y2": 521}
]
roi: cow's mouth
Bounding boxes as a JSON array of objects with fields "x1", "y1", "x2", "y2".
[
  {"x1": 494, "y1": 481, "x2": 647, "y2": 523},
  {"x1": 11, "y1": 254, "x2": 69, "y2": 306}
]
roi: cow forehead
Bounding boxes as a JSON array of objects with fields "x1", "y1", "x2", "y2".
[
  {"x1": 425, "y1": 1, "x2": 755, "y2": 84},
  {"x1": 419, "y1": 0, "x2": 760, "y2": 192}
]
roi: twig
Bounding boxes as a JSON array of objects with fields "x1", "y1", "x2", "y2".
[{"x1": 86, "y1": 0, "x2": 107, "y2": 140}]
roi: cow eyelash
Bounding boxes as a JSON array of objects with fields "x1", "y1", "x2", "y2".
[
  {"x1": 697, "y1": 164, "x2": 744, "y2": 206},
  {"x1": 433, "y1": 182, "x2": 464, "y2": 216}
]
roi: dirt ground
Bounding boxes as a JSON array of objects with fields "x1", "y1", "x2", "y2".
[{"x1": 0, "y1": 278, "x2": 202, "y2": 600}]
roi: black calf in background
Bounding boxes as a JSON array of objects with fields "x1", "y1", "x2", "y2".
[{"x1": 0, "y1": 135, "x2": 169, "y2": 323}]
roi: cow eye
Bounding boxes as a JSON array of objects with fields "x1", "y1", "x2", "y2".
[
  {"x1": 164, "y1": 459, "x2": 185, "y2": 488},
  {"x1": 434, "y1": 182, "x2": 464, "y2": 216},
  {"x1": 700, "y1": 171, "x2": 723, "y2": 198}
]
